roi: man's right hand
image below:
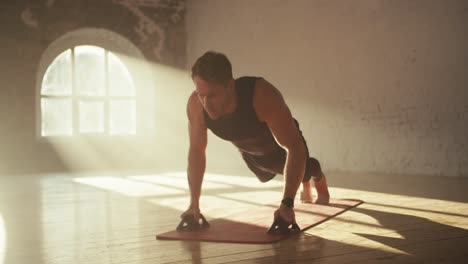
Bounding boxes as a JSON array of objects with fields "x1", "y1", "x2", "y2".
[{"x1": 181, "y1": 205, "x2": 201, "y2": 221}]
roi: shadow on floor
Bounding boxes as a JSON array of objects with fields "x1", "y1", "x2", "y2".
[{"x1": 178, "y1": 206, "x2": 468, "y2": 263}]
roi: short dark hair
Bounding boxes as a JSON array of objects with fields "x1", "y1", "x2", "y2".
[{"x1": 191, "y1": 51, "x2": 233, "y2": 85}]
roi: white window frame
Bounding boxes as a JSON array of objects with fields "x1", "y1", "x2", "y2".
[{"x1": 36, "y1": 28, "x2": 155, "y2": 141}]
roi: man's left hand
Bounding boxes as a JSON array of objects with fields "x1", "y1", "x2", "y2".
[{"x1": 274, "y1": 204, "x2": 296, "y2": 226}]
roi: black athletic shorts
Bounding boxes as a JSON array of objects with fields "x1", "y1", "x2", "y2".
[{"x1": 241, "y1": 123, "x2": 324, "y2": 183}]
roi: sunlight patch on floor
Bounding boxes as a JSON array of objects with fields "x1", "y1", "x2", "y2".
[
  {"x1": 217, "y1": 191, "x2": 283, "y2": 206},
  {"x1": 312, "y1": 230, "x2": 412, "y2": 256},
  {"x1": 61, "y1": 172, "x2": 468, "y2": 259},
  {"x1": 128, "y1": 174, "x2": 233, "y2": 190},
  {"x1": 73, "y1": 176, "x2": 184, "y2": 196},
  {"x1": 149, "y1": 195, "x2": 263, "y2": 219},
  {"x1": 155, "y1": 171, "x2": 285, "y2": 189},
  {"x1": 329, "y1": 187, "x2": 468, "y2": 227}
]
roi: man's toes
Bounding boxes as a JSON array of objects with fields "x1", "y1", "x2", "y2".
[
  {"x1": 315, "y1": 196, "x2": 330, "y2": 205},
  {"x1": 300, "y1": 191, "x2": 314, "y2": 203}
]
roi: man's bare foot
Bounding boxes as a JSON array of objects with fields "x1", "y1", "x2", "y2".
[
  {"x1": 300, "y1": 180, "x2": 314, "y2": 203},
  {"x1": 314, "y1": 174, "x2": 330, "y2": 205}
]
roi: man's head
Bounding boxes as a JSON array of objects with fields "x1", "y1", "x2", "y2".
[{"x1": 191, "y1": 51, "x2": 235, "y2": 119}]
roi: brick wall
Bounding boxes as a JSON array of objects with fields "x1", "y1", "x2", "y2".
[{"x1": 186, "y1": 0, "x2": 468, "y2": 177}]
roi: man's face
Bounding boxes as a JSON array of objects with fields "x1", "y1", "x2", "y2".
[{"x1": 194, "y1": 76, "x2": 230, "y2": 119}]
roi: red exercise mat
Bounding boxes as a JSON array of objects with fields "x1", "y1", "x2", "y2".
[{"x1": 156, "y1": 198, "x2": 363, "y2": 244}]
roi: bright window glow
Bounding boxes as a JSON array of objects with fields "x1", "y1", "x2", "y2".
[
  {"x1": 109, "y1": 100, "x2": 136, "y2": 135},
  {"x1": 40, "y1": 45, "x2": 137, "y2": 136},
  {"x1": 41, "y1": 49, "x2": 72, "y2": 96},
  {"x1": 79, "y1": 101, "x2": 104, "y2": 133},
  {"x1": 41, "y1": 98, "x2": 73, "y2": 136},
  {"x1": 75, "y1": 46, "x2": 105, "y2": 96},
  {"x1": 108, "y1": 51, "x2": 135, "y2": 96}
]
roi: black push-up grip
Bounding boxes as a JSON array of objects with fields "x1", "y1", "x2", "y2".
[
  {"x1": 176, "y1": 214, "x2": 210, "y2": 231},
  {"x1": 267, "y1": 216, "x2": 300, "y2": 235}
]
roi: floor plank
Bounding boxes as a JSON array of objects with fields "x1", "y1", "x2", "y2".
[{"x1": 0, "y1": 171, "x2": 467, "y2": 264}]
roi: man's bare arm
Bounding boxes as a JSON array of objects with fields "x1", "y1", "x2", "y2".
[
  {"x1": 254, "y1": 79, "x2": 307, "y2": 202},
  {"x1": 185, "y1": 92, "x2": 208, "y2": 212}
]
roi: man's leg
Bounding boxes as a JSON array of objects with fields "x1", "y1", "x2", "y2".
[
  {"x1": 293, "y1": 120, "x2": 330, "y2": 204},
  {"x1": 301, "y1": 158, "x2": 330, "y2": 204},
  {"x1": 313, "y1": 173, "x2": 330, "y2": 204},
  {"x1": 300, "y1": 179, "x2": 314, "y2": 203},
  {"x1": 242, "y1": 144, "x2": 330, "y2": 204}
]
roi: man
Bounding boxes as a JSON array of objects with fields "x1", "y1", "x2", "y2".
[{"x1": 182, "y1": 51, "x2": 330, "y2": 227}]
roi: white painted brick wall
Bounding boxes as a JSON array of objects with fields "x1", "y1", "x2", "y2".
[{"x1": 186, "y1": 0, "x2": 468, "y2": 177}]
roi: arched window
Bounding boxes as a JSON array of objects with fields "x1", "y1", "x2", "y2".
[
  {"x1": 37, "y1": 28, "x2": 155, "y2": 139},
  {"x1": 40, "y1": 45, "x2": 137, "y2": 136}
]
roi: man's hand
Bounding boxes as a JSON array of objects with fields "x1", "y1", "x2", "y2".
[
  {"x1": 186, "y1": 91, "x2": 207, "y2": 223},
  {"x1": 181, "y1": 205, "x2": 201, "y2": 221},
  {"x1": 274, "y1": 204, "x2": 296, "y2": 226}
]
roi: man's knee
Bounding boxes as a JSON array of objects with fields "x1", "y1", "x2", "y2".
[
  {"x1": 256, "y1": 171, "x2": 276, "y2": 182},
  {"x1": 303, "y1": 157, "x2": 323, "y2": 182}
]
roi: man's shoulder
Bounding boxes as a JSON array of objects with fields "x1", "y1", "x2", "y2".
[
  {"x1": 187, "y1": 91, "x2": 204, "y2": 119},
  {"x1": 236, "y1": 76, "x2": 260, "y2": 79},
  {"x1": 252, "y1": 78, "x2": 286, "y2": 122},
  {"x1": 253, "y1": 78, "x2": 277, "y2": 96},
  {"x1": 188, "y1": 90, "x2": 198, "y2": 101},
  {"x1": 235, "y1": 76, "x2": 262, "y2": 82},
  {"x1": 236, "y1": 76, "x2": 264, "y2": 94}
]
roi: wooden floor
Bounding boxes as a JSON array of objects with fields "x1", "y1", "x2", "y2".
[{"x1": 0, "y1": 171, "x2": 467, "y2": 264}]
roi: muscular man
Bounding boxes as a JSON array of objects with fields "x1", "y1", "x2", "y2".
[{"x1": 182, "y1": 51, "x2": 330, "y2": 226}]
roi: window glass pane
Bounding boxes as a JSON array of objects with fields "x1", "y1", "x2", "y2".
[
  {"x1": 41, "y1": 98, "x2": 72, "y2": 136},
  {"x1": 79, "y1": 101, "x2": 104, "y2": 133},
  {"x1": 108, "y1": 52, "x2": 135, "y2": 96},
  {"x1": 41, "y1": 49, "x2": 72, "y2": 96},
  {"x1": 75, "y1": 45, "x2": 105, "y2": 96},
  {"x1": 109, "y1": 100, "x2": 136, "y2": 135}
]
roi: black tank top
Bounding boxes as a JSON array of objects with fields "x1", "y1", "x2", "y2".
[{"x1": 203, "y1": 76, "x2": 283, "y2": 156}]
